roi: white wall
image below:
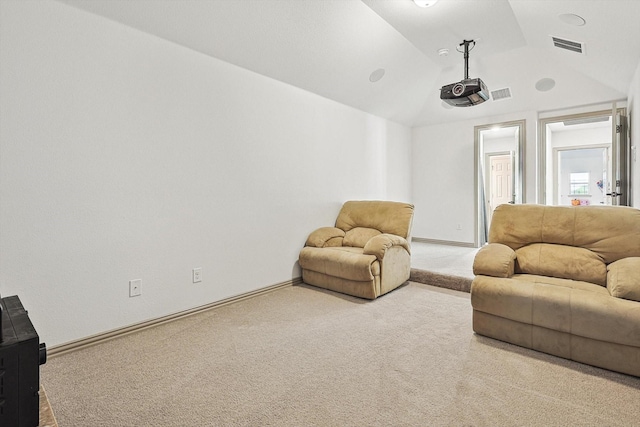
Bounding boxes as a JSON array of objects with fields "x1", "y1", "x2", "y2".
[
  {"x1": 411, "y1": 111, "x2": 537, "y2": 244},
  {"x1": 484, "y1": 135, "x2": 518, "y2": 155},
  {"x1": 550, "y1": 126, "x2": 611, "y2": 148},
  {"x1": 0, "y1": 1, "x2": 412, "y2": 346},
  {"x1": 629, "y1": 60, "x2": 640, "y2": 207}
]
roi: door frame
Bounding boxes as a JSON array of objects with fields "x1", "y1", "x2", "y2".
[
  {"x1": 474, "y1": 119, "x2": 526, "y2": 247},
  {"x1": 537, "y1": 105, "x2": 628, "y2": 205}
]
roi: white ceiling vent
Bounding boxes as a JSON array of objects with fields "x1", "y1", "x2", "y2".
[
  {"x1": 491, "y1": 87, "x2": 512, "y2": 101},
  {"x1": 551, "y1": 36, "x2": 585, "y2": 54}
]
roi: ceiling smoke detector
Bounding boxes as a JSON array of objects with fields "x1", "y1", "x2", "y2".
[{"x1": 369, "y1": 68, "x2": 385, "y2": 83}]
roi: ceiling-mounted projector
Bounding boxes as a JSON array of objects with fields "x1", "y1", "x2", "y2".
[{"x1": 440, "y1": 40, "x2": 489, "y2": 107}]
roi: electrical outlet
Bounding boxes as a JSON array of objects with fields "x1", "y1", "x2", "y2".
[
  {"x1": 129, "y1": 279, "x2": 141, "y2": 297},
  {"x1": 193, "y1": 268, "x2": 202, "y2": 283}
]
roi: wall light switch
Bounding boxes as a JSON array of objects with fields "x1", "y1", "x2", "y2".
[{"x1": 129, "y1": 279, "x2": 141, "y2": 297}]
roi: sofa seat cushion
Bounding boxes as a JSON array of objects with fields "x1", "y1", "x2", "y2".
[
  {"x1": 510, "y1": 274, "x2": 609, "y2": 295},
  {"x1": 471, "y1": 274, "x2": 640, "y2": 348},
  {"x1": 299, "y1": 246, "x2": 380, "y2": 281},
  {"x1": 515, "y1": 243, "x2": 607, "y2": 286}
]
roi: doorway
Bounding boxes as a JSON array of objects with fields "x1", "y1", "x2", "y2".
[
  {"x1": 474, "y1": 120, "x2": 526, "y2": 247},
  {"x1": 538, "y1": 106, "x2": 629, "y2": 206},
  {"x1": 553, "y1": 145, "x2": 609, "y2": 206}
]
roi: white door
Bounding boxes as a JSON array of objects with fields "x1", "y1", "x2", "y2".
[
  {"x1": 610, "y1": 112, "x2": 629, "y2": 205},
  {"x1": 489, "y1": 154, "x2": 513, "y2": 220}
]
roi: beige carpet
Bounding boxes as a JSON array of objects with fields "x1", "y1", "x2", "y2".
[{"x1": 42, "y1": 282, "x2": 640, "y2": 426}]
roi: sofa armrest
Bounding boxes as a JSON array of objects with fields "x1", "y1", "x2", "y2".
[
  {"x1": 473, "y1": 243, "x2": 516, "y2": 278},
  {"x1": 607, "y1": 257, "x2": 640, "y2": 302},
  {"x1": 305, "y1": 227, "x2": 345, "y2": 248},
  {"x1": 363, "y1": 234, "x2": 410, "y2": 261}
]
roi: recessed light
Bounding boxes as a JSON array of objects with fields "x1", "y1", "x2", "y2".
[
  {"x1": 414, "y1": 0, "x2": 438, "y2": 8},
  {"x1": 369, "y1": 68, "x2": 385, "y2": 83},
  {"x1": 535, "y1": 78, "x2": 556, "y2": 92},
  {"x1": 558, "y1": 13, "x2": 586, "y2": 26}
]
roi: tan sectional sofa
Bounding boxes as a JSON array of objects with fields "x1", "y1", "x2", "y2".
[
  {"x1": 299, "y1": 200, "x2": 414, "y2": 300},
  {"x1": 471, "y1": 203, "x2": 640, "y2": 377}
]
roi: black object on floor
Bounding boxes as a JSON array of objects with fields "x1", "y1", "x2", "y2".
[{"x1": 0, "y1": 294, "x2": 47, "y2": 427}]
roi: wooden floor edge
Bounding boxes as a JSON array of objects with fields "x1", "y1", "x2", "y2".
[
  {"x1": 48, "y1": 277, "x2": 302, "y2": 358},
  {"x1": 39, "y1": 385, "x2": 59, "y2": 427}
]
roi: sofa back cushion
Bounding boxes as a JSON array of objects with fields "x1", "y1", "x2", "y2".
[
  {"x1": 515, "y1": 243, "x2": 607, "y2": 286},
  {"x1": 489, "y1": 204, "x2": 640, "y2": 264},
  {"x1": 336, "y1": 201, "x2": 414, "y2": 239},
  {"x1": 344, "y1": 227, "x2": 382, "y2": 248}
]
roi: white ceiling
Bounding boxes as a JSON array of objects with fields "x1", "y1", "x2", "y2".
[{"x1": 55, "y1": 0, "x2": 640, "y2": 127}]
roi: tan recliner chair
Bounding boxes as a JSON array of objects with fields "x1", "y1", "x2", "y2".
[{"x1": 299, "y1": 200, "x2": 414, "y2": 299}]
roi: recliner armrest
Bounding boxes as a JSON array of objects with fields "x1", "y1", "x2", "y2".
[
  {"x1": 363, "y1": 234, "x2": 410, "y2": 261},
  {"x1": 473, "y1": 243, "x2": 516, "y2": 278},
  {"x1": 607, "y1": 257, "x2": 640, "y2": 302},
  {"x1": 305, "y1": 227, "x2": 345, "y2": 248}
]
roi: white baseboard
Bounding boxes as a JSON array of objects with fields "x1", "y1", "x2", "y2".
[{"x1": 48, "y1": 277, "x2": 302, "y2": 358}]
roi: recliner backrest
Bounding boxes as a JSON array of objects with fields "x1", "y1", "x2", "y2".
[{"x1": 336, "y1": 201, "x2": 414, "y2": 239}]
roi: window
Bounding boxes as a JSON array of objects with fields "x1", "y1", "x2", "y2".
[{"x1": 570, "y1": 172, "x2": 590, "y2": 195}]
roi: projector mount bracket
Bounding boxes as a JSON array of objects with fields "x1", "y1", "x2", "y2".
[{"x1": 457, "y1": 39, "x2": 476, "y2": 80}]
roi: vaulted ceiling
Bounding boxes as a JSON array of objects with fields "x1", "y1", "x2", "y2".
[{"x1": 56, "y1": 0, "x2": 640, "y2": 127}]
